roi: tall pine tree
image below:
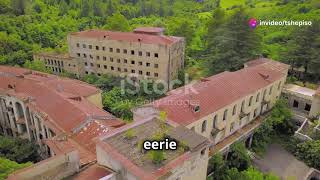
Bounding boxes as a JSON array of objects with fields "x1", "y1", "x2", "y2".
[{"x1": 205, "y1": 8, "x2": 261, "y2": 75}]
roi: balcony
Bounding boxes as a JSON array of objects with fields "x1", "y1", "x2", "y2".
[{"x1": 239, "y1": 112, "x2": 249, "y2": 119}]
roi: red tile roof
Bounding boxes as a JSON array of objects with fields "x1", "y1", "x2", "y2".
[
  {"x1": 150, "y1": 59, "x2": 289, "y2": 126},
  {"x1": 69, "y1": 29, "x2": 181, "y2": 46},
  {"x1": 0, "y1": 65, "x2": 125, "y2": 164}
]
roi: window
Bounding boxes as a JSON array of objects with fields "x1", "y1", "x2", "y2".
[
  {"x1": 104, "y1": 65, "x2": 107, "y2": 69},
  {"x1": 223, "y1": 109, "x2": 228, "y2": 121},
  {"x1": 117, "y1": 59, "x2": 120, "y2": 63},
  {"x1": 109, "y1": 48, "x2": 113, "y2": 52},
  {"x1": 131, "y1": 60, "x2": 135, "y2": 65},
  {"x1": 230, "y1": 122, "x2": 235, "y2": 132},
  {"x1": 131, "y1": 50, "x2": 135, "y2": 55},
  {"x1": 103, "y1": 56, "x2": 107, "y2": 61},
  {"x1": 249, "y1": 96, "x2": 253, "y2": 106},
  {"x1": 146, "y1": 63, "x2": 150, "y2": 67},
  {"x1": 154, "y1": 53, "x2": 159, "y2": 58},
  {"x1": 123, "y1": 49, "x2": 127, "y2": 54},
  {"x1": 89, "y1": 45, "x2": 92, "y2": 49},
  {"x1": 76, "y1": 43, "x2": 80, "y2": 47},
  {"x1": 154, "y1": 73, "x2": 158, "y2": 77},
  {"x1": 124, "y1": 68, "x2": 128, "y2": 72},
  {"x1": 154, "y1": 64, "x2": 159, "y2": 68},
  {"x1": 213, "y1": 115, "x2": 218, "y2": 128},
  {"x1": 97, "y1": 73, "x2": 101, "y2": 76},
  {"x1": 110, "y1": 58, "x2": 114, "y2": 62},
  {"x1": 96, "y1": 46, "x2": 99, "y2": 50},
  {"x1": 254, "y1": 108, "x2": 258, "y2": 117},
  {"x1": 97, "y1": 64, "x2": 100, "y2": 68},
  {"x1": 139, "y1": 51, "x2": 142, "y2": 56},
  {"x1": 102, "y1": 47, "x2": 106, "y2": 51},
  {"x1": 116, "y1": 48, "x2": 120, "y2": 53},
  {"x1": 256, "y1": 93, "x2": 260, "y2": 102},
  {"x1": 293, "y1": 100, "x2": 299, "y2": 108},
  {"x1": 77, "y1": 53, "x2": 80, "y2": 57},
  {"x1": 131, "y1": 69, "x2": 135, "y2": 73},
  {"x1": 111, "y1": 66, "x2": 114, "y2": 70},
  {"x1": 305, "y1": 104, "x2": 311, "y2": 111},
  {"x1": 85, "y1": 71, "x2": 88, "y2": 74},
  {"x1": 200, "y1": 148, "x2": 206, "y2": 156},
  {"x1": 90, "y1": 55, "x2": 93, "y2": 59},
  {"x1": 146, "y1": 52, "x2": 151, "y2": 57},
  {"x1": 124, "y1": 59, "x2": 128, "y2": 63},
  {"x1": 263, "y1": 89, "x2": 267, "y2": 99},
  {"x1": 84, "y1": 62, "x2": 88, "y2": 66},
  {"x1": 201, "y1": 120, "x2": 207, "y2": 132},
  {"x1": 278, "y1": 81, "x2": 282, "y2": 90},
  {"x1": 118, "y1": 67, "x2": 121, "y2": 72},
  {"x1": 146, "y1": 72, "x2": 150, "y2": 76},
  {"x1": 138, "y1": 62, "x2": 142, "y2": 66},
  {"x1": 90, "y1": 63, "x2": 93, "y2": 67},
  {"x1": 83, "y1": 54, "x2": 87, "y2": 58},
  {"x1": 96, "y1": 56, "x2": 100, "y2": 60},
  {"x1": 139, "y1": 70, "x2": 143, "y2": 75},
  {"x1": 82, "y1": 44, "x2": 86, "y2": 48},
  {"x1": 232, "y1": 105, "x2": 237, "y2": 115},
  {"x1": 269, "y1": 86, "x2": 273, "y2": 95}
]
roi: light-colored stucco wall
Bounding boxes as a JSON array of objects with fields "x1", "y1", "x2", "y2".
[{"x1": 186, "y1": 77, "x2": 286, "y2": 145}]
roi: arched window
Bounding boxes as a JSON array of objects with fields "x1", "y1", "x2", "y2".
[
  {"x1": 213, "y1": 115, "x2": 218, "y2": 128},
  {"x1": 278, "y1": 81, "x2": 282, "y2": 90},
  {"x1": 241, "y1": 100, "x2": 245, "y2": 112},
  {"x1": 256, "y1": 93, "x2": 260, "y2": 102},
  {"x1": 202, "y1": 120, "x2": 207, "y2": 133},
  {"x1": 269, "y1": 86, "x2": 273, "y2": 95},
  {"x1": 232, "y1": 105, "x2": 237, "y2": 115},
  {"x1": 249, "y1": 96, "x2": 253, "y2": 106},
  {"x1": 223, "y1": 109, "x2": 228, "y2": 121}
]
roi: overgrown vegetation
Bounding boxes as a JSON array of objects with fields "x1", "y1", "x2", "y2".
[
  {"x1": 251, "y1": 99, "x2": 295, "y2": 155},
  {"x1": 0, "y1": 157, "x2": 32, "y2": 180},
  {"x1": 0, "y1": 135, "x2": 41, "y2": 163},
  {"x1": 207, "y1": 142, "x2": 279, "y2": 180}
]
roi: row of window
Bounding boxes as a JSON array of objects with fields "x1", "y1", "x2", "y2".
[
  {"x1": 75, "y1": 43, "x2": 159, "y2": 58},
  {"x1": 44, "y1": 59, "x2": 64, "y2": 67},
  {"x1": 85, "y1": 68, "x2": 159, "y2": 77},
  {"x1": 46, "y1": 66, "x2": 63, "y2": 73},
  {"x1": 84, "y1": 60, "x2": 159, "y2": 68},
  {"x1": 192, "y1": 81, "x2": 282, "y2": 134},
  {"x1": 292, "y1": 100, "x2": 311, "y2": 112}
]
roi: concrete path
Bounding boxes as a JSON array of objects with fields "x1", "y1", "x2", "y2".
[{"x1": 253, "y1": 144, "x2": 311, "y2": 180}]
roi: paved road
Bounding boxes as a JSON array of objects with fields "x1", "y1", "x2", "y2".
[{"x1": 253, "y1": 144, "x2": 311, "y2": 180}]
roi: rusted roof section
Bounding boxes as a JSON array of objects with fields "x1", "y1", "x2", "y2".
[
  {"x1": 69, "y1": 29, "x2": 181, "y2": 45},
  {"x1": 150, "y1": 59, "x2": 289, "y2": 126}
]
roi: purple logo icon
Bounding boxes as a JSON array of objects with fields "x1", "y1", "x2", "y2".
[{"x1": 249, "y1": 18, "x2": 258, "y2": 28}]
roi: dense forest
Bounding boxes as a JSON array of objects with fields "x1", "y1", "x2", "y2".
[{"x1": 1, "y1": 0, "x2": 320, "y2": 80}]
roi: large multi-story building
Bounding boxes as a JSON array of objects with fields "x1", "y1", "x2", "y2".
[
  {"x1": 34, "y1": 27, "x2": 185, "y2": 87},
  {"x1": 0, "y1": 65, "x2": 125, "y2": 164},
  {"x1": 4, "y1": 58, "x2": 290, "y2": 180},
  {"x1": 134, "y1": 58, "x2": 290, "y2": 155}
]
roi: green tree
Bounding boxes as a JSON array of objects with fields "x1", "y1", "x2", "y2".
[
  {"x1": 295, "y1": 140, "x2": 320, "y2": 169},
  {"x1": 205, "y1": 8, "x2": 261, "y2": 75},
  {"x1": 0, "y1": 157, "x2": 32, "y2": 180},
  {"x1": 104, "y1": 12, "x2": 130, "y2": 32},
  {"x1": 23, "y1": 60, "x2": 52, "y2": 73},
  {"x1": 208, "y1": 153, "x2": 228, "y2": 180},
  {"x1": 0, "y1": 136, "x2": 41, "y2": 163},
  {"x1": 283, "y1": 21, "x2": 320, "y2": 80},
  {"x1": 227, "y1": 142, "x2": 251, "y2": 171},
  {"x1": 80, "y1": 0, "x2": 90, "y2": 17},
  {"x1": 11, "y1": 0, "x2": 26, "y2": 15}
]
